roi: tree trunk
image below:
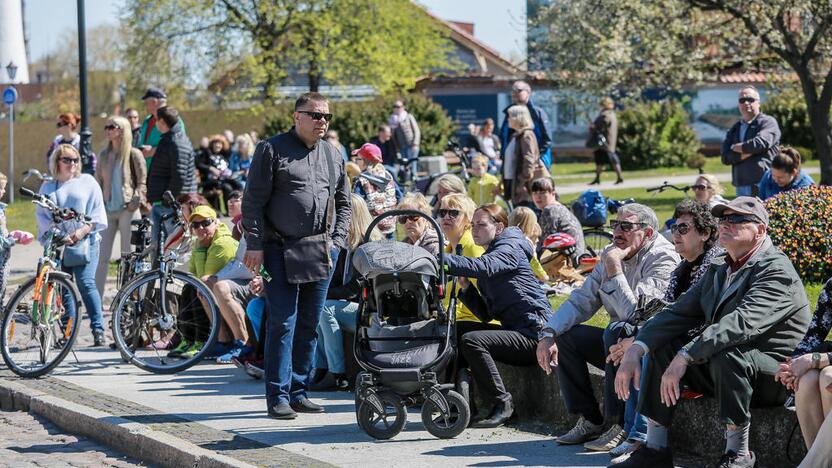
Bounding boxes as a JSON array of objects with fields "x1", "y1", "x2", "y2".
[
  {"x1": 308, "y1": 72, "x2": 320, "y2": 92},
  {"x1": 806, "y1": 100, "x2": 832, "y2": 185}
]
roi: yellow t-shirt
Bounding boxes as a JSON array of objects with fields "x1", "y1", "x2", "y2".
[
  {"x1": 467, "y1": 173, "x2": 500, "y2": 206},
  {"x1": 444, "y1": 230, "x2": 499, "y2": 324}
]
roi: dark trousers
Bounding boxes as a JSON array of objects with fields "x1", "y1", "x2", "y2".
[
  {"x1": 638, "y1": 336, "x2": 789, "y2": 427},
  {"x1": 455, "y1": 320, "x2": 503, "y2": 370},
  {"x1": 263, "y1": 244, "x2": 337, "y2": 408},
  {"x1": 555, "y1": 323, "x2": 638, "y2": 424},
  {"x1": 460, "y1": 329, "x2": 537, "y2": 406}
]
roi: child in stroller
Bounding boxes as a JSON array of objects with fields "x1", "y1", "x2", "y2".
[{"x1": 351, "y1": 209, "x2": 471, "y2": 440}]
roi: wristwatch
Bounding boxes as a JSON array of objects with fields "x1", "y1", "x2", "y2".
[
  {"x1": 812, "y1": 352, "x2": 821, "y2": 369},
  {"x1": 538, "y1": 328, "x2": 555, "y2": 341}
]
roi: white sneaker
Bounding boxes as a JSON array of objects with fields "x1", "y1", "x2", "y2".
[
  {"x1": 555, "y1": 416, "x2": 605, "y2": 445},
  {"x1": 609, "y1": 439, "x2": 642, "y2": 458},
  {"x1": 583, "y1": 424, "x2": 626, "y2": 452}
]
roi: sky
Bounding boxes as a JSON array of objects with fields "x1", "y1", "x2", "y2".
[{"x1": 23, "y1": 0, "x2": 527, "y2": 64}]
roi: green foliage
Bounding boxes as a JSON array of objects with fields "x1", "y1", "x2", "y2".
[
  {"x1": 263, "y1": 94, "x2": 456, "y2": 156},
  {"x1": 763, "y1": 87, "x2": 816, "y2": 158},
  {"x1": 766, "y1": 185, "x2": 832, "y2": 284},
  {"x1": 617, "y1": 100, "x2": 701, "y2": 169}
]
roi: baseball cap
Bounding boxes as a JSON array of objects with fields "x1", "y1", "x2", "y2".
[
  {"x1": 351, "y1": 143, "x2": 382, "y2": 165},
  {"x1": 141, "y1": 87, "x2": 167, "y2": 100},
  {"x1": 711, "y1": 196, "x2": 769, "y2": 226},
  {"x1": 189, "y1": 205, "x2": 218, "y2": 222}
]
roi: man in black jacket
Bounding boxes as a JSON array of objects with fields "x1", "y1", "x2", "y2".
[
  {"x1": 721, "y1": 86, "x2": 781, "y2": 197},
  {"x1": 145, "y1": 106, "x2": 196, "y2": 241},
  {"x1": 499, "y1": 80, "x2": 553, "y2": 169},
  {"x1": 242, "y1": 92, "x2": 352, "y2": 420}
]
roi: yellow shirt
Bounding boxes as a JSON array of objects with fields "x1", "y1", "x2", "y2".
[
  {"x1": 444, "y1": 230, "x2": 499, "y2": 324},
  {"x1": 467, "y1": 173, "x2": 500, "y2": 206}
]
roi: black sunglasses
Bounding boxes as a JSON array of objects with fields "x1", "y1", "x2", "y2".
[
  {"x1": 104, "y1": 124, "x2": 119, "y2": 131},
  {"x1": 692, "y1": 184, "x2": 710, "y2": 191},
  {"x1": 738, "y1": 97, "x2": 757, "y2": 104},
  {"x1": 56, "y1": 122, "x2": 69, "y2": 128},
  {"x1": 297, "y1": 110, "x2": 333, "y2": 122},
  {"x1": 190, "y1": 219, "x2": 214, "y2": 229},
  {"x1": 670, "y1": 222, "x2": 693, "y2": 235},
  {"x1": 59, "y1": 157, "x2": 80, "y2": 165},
  {"x1": 718, "y1": 214, "x2": 758, "y2": 226},
  {"x1": 609, "y1": 220, "x2": 647, "y2": 232},
  {"x1": 438, "y1": 209, "x2": 460, "y2": 219},
  {"x1": 398, "y1": 215, "x2": 420, "y2": 224}
]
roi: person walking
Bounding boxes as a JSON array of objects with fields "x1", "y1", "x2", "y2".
[
  {"x1": 389, "y1": 100, "x2": 421, "y2": 179},
  {"x1": 721, "y1": 85, "x2": 781, "y2": 197},
  {"x1": 587, "y1": 97, "x2": 624, "y2": 185},
  {"x1": 94, "y1": 116, "x2": 146, "y2": 293},
  {"x1": 242, "y1": 92, "x2": 352, "y2": 420},
  {"x1": 499, "y1": 81, "x2": 553, "y2": 170}
]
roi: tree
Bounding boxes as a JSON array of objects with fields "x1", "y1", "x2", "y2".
[
  {"x1": 121, "y1": 0, "x2": 454, "y2": 103},
  {"x1": 532, "y1": 0, "x2": 832, "y2": 184}
]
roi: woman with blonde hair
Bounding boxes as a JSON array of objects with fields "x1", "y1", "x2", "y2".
[
  {"x1": 508, "y1": 206, "x2": 549, "y2": 282},
  {"x1": 310, "y1": 195, "x2": 382, "y2": 390},
  {"x1": 692, "y1": 174, "x2": 727, "y2": 208},
  {"x1": 38, "y1": 144, "x2": 108, "y2": 345},
  {"x1": 503, "y1": 105, "x2": 542, "y2": 207},
  {"x1": 432, "y1": 173, "x2": 467, "y2": 215},
  {"x1": 397, "y1": 192, "x2": 439, "y2": 256},
  {"x1": 229, "y1": 133, "x2": 255, "y2": 186},
  {"x1": 94, "y1": 116, "x2": 147, "y2": 293}
]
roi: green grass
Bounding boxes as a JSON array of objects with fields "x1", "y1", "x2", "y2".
[
  {"x1": 551, "y1": 157, "x2": 728, "y2": 181},
  {"x1": 5, "y1": 199, "x2": 37, "y2": 236}
]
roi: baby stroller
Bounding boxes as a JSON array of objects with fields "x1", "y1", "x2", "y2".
[{"x1": 351, "y1": 210, "x2": 470, "y2": 440}]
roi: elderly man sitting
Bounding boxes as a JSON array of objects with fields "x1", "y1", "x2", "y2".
[
  {"x1": 536, "y1": 204, "x2": 680, "y2": 447},
  {"x1": 613, "y1": 197, "x2": 810, "y2": 468}
]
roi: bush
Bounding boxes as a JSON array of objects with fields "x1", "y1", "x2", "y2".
[
  {"x1": 763, "y1": 87, "x2": 815, "y2": 157},
  {"x1": 616, "y1": 100, "x2": 701, "y2": 170},
  {"x1": 263, "y1": 94, "x2": 457, "y2": 156},
  {"x1": 766, "y1": 185, "x2": 832, "y2": 283}
]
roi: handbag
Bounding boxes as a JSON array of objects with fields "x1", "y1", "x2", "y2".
[
  {"x1": 282, "y1": 149, "x2": 338, "y2": 284},
  {"x1": 63, "y1": 236, "x2": 91, "y2": 267}
]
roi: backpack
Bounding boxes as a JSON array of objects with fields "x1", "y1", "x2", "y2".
[{"x1": 572, "y1": 189, "x2": 607, "y2": 227}]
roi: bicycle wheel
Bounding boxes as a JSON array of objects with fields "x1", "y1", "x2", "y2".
[
  {"x1": 1, "y1": 275, "x2": 81, "y2": 378},
  {"x1": 584, "y1": 229, "x2": 614, "y2": 256},
  {"x1": 111, "y1": 269, "x2": 220, "y2": 374}
]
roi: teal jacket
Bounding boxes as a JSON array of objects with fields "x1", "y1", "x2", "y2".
[{"x1": 636, "y1": 237, "x2": 810, "y2": 364}]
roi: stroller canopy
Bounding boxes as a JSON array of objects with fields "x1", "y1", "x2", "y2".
[{"x1": 353, "y1": 240, "x2": 438, "y2": 279}]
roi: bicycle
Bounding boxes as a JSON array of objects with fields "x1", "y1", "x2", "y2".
[
  {"x1": 0, "y1": 186, "x2": 89, "y2": 377},
  {"x1": 581, "y1": 197, "x2": 635, "y2": 256},
  {"x1": 109, "y1": 191, "x2": 220, "y2": 374},
  {"x1": 409, "y1": 140, "x2": 472, "y2": 196},
  {"x1": 646, "y1": 181, "x2": 693, "y2": 239}
]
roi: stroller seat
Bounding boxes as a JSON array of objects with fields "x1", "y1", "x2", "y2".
[
  {"x1": 364, "y1": 343, "x2": 442, "y2": 368},
  {"x1": 362, "y1": 316, "x2": 444, "y2": 369}
]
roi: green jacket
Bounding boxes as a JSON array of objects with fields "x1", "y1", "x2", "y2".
[
  {"x1": 189, "y1": 222, "x2": 238, "y2": 278},
  {"x1": 636, "y1": 237, "x2": 810, "y2": 364}
]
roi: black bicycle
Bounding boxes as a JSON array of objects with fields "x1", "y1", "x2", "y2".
[
  {"x1": 646, "y1": 181, "x2": 692, "y2": 197},
  {"x1": 409, "y1": 140, "x2": 472, "y2": 196},
  {"x1": 109, "y1": 191, "x2": 220, "y2": 374},
  {"x1": 581, "y1": 197, "x2": 635, "y2": 256}
]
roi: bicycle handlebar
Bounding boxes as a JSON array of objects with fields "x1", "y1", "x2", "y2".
[
  {"x1": 646, "y1": 182, "x2": 691, "y2": 193},
  {"x1": 19, "y1": 187, "x2": 92, "y2": 224}
]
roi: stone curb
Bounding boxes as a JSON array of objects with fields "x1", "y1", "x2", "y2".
[{"x1": 0, "y1": 378, "x2": 255, "y2": 468}]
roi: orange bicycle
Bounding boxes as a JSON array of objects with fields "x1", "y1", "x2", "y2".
[{"x1": 0, "y1": 187, "x2": 88, "y2": 377}]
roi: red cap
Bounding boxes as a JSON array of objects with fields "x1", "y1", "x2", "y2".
[{"x1": 351, "y1": 143, "x2": 382, "y2": 165}]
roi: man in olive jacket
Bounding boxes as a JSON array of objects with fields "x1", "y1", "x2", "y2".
[{"x1": 614, "y1": 197, "x2": 810, "y2": 468}]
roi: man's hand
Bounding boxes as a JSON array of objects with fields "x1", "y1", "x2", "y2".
[
  {"x1": 615, "y1": 345, "x2": 645, "y2": 400},
  {"x1": 775, "y1": 360, "x2": 797, "y2": 391},
  {"x1": 243, "y1": 250, "x2": 264, "y2": 274},
  {"x1": 731, "y1": 143, "x2": 743, "y2": 153},
  {"x1": 603, "y1": 245, "x2": 636, "y2": 277},
  {"x1": 660, "y1": 354, "x2": 689, "y2": 407},
  {"x1": 249, "y1": 275, "x2": 264, "y2": 296},
  {"x1": 141, "y1": 145, "x2": 154, "y2": 158},
  {"x1": 607, "y1": 336, "x2": 635, "y2": 366},
  {"x1": 789, "y1": 353, "x2": 816, "y2": 380},
  {"x1": 536, "y1": 336, "x2": 558, "y2": 375}
]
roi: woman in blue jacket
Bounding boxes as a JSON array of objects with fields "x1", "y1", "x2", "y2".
[
  {"x1": 758, "y1": 146, "x2": 814, "y2": 200},
  {"x1": 444, "y1": 203, "x2": 552, "y2": 428}
]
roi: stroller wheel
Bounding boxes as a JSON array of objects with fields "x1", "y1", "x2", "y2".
[
  {"x1": 357, "y1": 391, "x2": 407, "y2": 440},
  {"x1": 421, "y1": 390, "x2": 470, "y2": 439}
]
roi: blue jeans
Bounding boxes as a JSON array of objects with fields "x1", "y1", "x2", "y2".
[
  {"x1": 150, "y1": 204, "x2": 174, "y2": 245},
  {"x1": 623, "y1": 357, "x2": 650, "y2": 443},
  {"x1": 314, "y1": 300, "x2": 358, "y2": 374},
  {"x1": 735, "y1": 185, "x2": 754, "y2": 197},
  {"x1": 62, "y1": 237, "x2": 103, "y2": 332},
  {"x1": 263, "y1": 243, "x2": 338, "y2": 408}
]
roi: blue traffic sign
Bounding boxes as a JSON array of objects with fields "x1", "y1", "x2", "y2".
[{"x1": 3, "y1": 87, "x2": 18, "y2": 105}]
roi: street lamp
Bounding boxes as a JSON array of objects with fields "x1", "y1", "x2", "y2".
[
  {"x1": 6, "y1": 62, "x2": 17, "y2": 82},
  {"x1": 5, "y1": 62, "x2": 17, "y2": 203},
  {"x1": 76, "y1": 0, "x2": 92, "y2": 173}
]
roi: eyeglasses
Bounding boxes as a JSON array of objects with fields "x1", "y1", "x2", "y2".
[
  {"x1": 670, "y1": 222, "x2": 693, "y2": 235},
  {"x1": 190, "y1": 219, "x2": 214, "y2": 229},
  {"x1": 511, "y1": 88, "x2": 529, "y2": 93},
  {"x1": 718, "y1": 214, "x2": 758, "y2": 226},
  {"x1": 56, "y1": 122, "x2": 69, "y2": 128},
  {"x1": 609, "y1": 220, "x2": 647, "y2": 232},
  {"x1": 438, "y1": 209, "x2": 460, "y2": 219},
  {"x1": 738, "y1": 97, "x2": 757, "y2": 104},
  {"x1": 104, "y1": 124, "x2": 119, "y2": 131},
  {"x1": 393, "y1": 104, "x2": 403, "y2": 109},
  {"x1": 398, "y1": 215, "x2": 420, "y2": 224},
  {"x1": 59, "y1": 157, "x2": 80, "y2": 165},
  {"x1": 297, "y1": 110, "x2": 333, "y2": 122},
  {"x1": 692, "y1": 184, "x2": 710, "y2": 191}
]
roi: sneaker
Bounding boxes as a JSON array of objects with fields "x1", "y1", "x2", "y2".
[
  {"x1": 555, "y1": 416, "x2": 604, "y2": 445},
  {"x1": 609, "y1": 440, "x2": 642, "y2": 459},
  {"x1": 92, "y1": 329, "x2": 106, "y2": 347},
  {"x1": 290, "y1": 397, "x2": 324, "y2": 413},
  {"x1": 245, "y1": 360, "x2": 264, "y2": 379},
  {"x1": 268, "y1": 402, "x2": 298, "y2": 420},
  {"x1": 611, "y1": 445, "x2": 673, "y2": 468},
  {"x1": 202, "y1": 341, "x2": 233, "y2": 360},
  {"x1": 714, "y1": 450, "x2": 756, "y2": 468},
  {"x1": 179, "y1": 341, "x2": 204, "y2": 359},
  {"x1": 232, "y1": 351, "x2": 259, "y2": 369},
  {"x1": 615, "y1": 178, "x2": 624, "y2": 185},
  {"x1": 167, "y1": 340, "x2": 191, "y2": 358},
  {"x1": 584, "y1": 424, "x2": 626, "y2": 452},
  {"x1": 216, "y1": 340, "x2": 250, "y2": 364}
]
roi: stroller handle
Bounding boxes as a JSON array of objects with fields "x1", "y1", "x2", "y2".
[{"x1": 363, "y1": 209, "x2": 446, "y2": 289}]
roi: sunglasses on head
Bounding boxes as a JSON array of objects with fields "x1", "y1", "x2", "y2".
[
  {"x1": 190, "y1": 219, "x2": 214, "y2": 229},
  {"x1": 670, "y1": 222, "x2": 693, "y2": 235},
  {"x1": 718, "y1": 214, "x2": 758, "y2": 226},
  {"x1": 398, "y1": 215, "x2": 420, "y2": 224},
  {"x1": 297, "y1": 110, "x2": 333, "y2": 122},
  {"x1": 104, "y1": 124, "x2": 119, "y2": 131},
  {"x1": 692, "y1": 184, "x2": 710, "y2": 191},
  {"x1": 738, "y1": 97, "x2": 757, "y2": 104},
  {"x1": 438, "y1": 209, "x2": 460, "y2": 219},
  {"x1": 59, "y1": 157, "x2": 80, "y2": 165},
  {"x1": 609, "y1": 220, "x2": 647, "y2": 232}
]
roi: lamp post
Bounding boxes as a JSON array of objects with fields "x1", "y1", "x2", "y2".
[
  {"x1": 76, "y1": 0, "x2": 92, "y2": 173},
  {"x1": 5, "y1": 61, "x2": 17, "y2": 204}
]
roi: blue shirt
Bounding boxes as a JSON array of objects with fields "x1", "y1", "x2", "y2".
[
  {"x1": 758, "y1": 169, "x2": 814, "y2": 200},
  {"x1": 37, "y1": 174, "x2": 108, "y2": 244}
]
